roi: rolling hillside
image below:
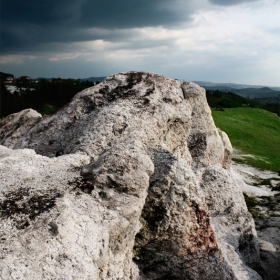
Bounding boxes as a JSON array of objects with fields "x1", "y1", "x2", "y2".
[{"x1": 212, "y1": 108, "x2": 280, "y2": 172}]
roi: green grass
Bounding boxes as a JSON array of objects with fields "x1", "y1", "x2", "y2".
[{"x1": 211, "y1": 107, "x2": 280, "y2": 172}]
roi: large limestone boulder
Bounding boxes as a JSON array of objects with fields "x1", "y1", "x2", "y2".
[{"x1": 0, "y1": 71, "x2": 261, "y2": 279}]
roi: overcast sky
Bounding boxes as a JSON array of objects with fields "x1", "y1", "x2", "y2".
[{"x1": 1, "y1": 0, "x2": 280, "y2": 85}]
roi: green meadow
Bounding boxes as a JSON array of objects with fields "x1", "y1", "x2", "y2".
[{"x1": 212, "y1": 108, "x2": 280, "y2": 172}]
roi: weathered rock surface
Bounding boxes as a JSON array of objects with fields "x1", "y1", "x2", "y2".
[
  {"x1": 231, "y1": 161, "x2": 280, "y2": 280},
  {"x1": 0, "y1": 71, "x2": 262, "y2": 279},
  {"x1": 0, "y1": 109, "x2": 42, "y2": 149}
]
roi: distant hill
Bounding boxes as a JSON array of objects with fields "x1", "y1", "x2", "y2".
[
  {"x1": 231, "y1": 87, "x2": 280, "y2": 99},
  {"x1": 206, "y1": 90, "x2": 258, "y2": 109},
  {"x1": 200, "y1": 85, "x2": 237, "y2": 92},
  {"x1": 36, "y1": 76, "x2": 106, "y2": 82},
  {"x1": 193, "y1": 81, "x2": 280, "y2": 91},
  {"x1": 37, "y1": 77, "x2": 53, "y2": 81},
  {"x1": 194, "y1": 81, "x2": 280, "y2": 99},
  {"x1": 81, "y1": 76, "x2": 106, "y2": 82}
]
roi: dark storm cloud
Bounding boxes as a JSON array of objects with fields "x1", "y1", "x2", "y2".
[
  {"x1": 209, "y1": 0, "x2": 259, "y2": 5},
  {"x1": 1, "y1": 0, "x2": 195, "y2": 54}
]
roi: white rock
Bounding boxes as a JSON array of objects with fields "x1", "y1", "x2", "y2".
[{"x1": 0, "y1": 71, "x2": 262, "y2": 279}]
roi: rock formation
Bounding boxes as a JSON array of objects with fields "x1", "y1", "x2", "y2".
[
  {"x1": 232, "y1": 161, "x2": 280, "y2": 280},
  {"x1": 0, "y1": 71, "x2": 262, "y2": 279}
]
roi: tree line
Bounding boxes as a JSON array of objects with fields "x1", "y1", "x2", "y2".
[
  {"x1": 0, "y1": 75, "x2": 96, "y2": 118},
  {"x1": 1, "y1": 73, "x2": 279, "y2": 118},
  {"x1": 206, "y1": 90, "x2": 280, "y2": 116}
]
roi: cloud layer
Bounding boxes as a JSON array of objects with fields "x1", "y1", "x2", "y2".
[
  {"x1": 1, "y1": 0, "x2": 198, "y2": 53},
  {"x1": 1, "y1": 0, "x2": 280, "y2": 86},
  {"x1": 209, "y1": 0, "x2": 259, "y2": 5}
]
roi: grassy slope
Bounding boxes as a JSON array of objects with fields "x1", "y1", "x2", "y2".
[{"x1": 211, "y1": 108, "x2": 280, "y2": 172}]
